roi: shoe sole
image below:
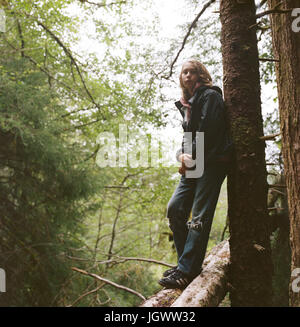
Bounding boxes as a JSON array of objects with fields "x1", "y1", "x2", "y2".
[{"x1": 158, "y1": 279, "x2": 188, "y2": 290}]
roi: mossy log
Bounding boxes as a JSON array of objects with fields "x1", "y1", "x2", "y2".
[{"x1": 140, "y1": 240, "x2": 230, "y2": 307}]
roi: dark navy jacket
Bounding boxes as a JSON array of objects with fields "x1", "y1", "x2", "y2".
[{"x1": 175, "y1": 85, "x2": 232, "y2": 167}]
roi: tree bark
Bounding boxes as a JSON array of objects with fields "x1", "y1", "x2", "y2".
[
  {"x1": 267, "y1": 0, "x2": 300, "y2": 307},
  {"x1": 140, "y1": 240, "x2": 230, "y2": 307},
  {"x1": 220, "y1": 0, "x2": 273, "y2": 306}
]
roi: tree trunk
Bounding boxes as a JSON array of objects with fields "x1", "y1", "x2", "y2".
[
  {"x1": 140, "y1": 240, "x2": 230, "y2": 307},
  {"x1": 267, "y1": 0, "x2": 300, "y2": 307},
  {"x1": 220, "y1": 0, "x2": 273, "y2": 306}
]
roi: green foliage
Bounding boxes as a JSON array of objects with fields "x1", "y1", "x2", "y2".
[
  {"x1": 0, "y1": 57, "x2": 102, "y2": 306},
  {"x1": 0, "y1": 0, "x2": 285, "y2": 308},
  {"x1": 0, "y1": 0, "x2": 171, "y2": 307}
]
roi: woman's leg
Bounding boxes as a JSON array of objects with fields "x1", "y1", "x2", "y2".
[
  {"x1": 177, "y1": 164, "x2": 227, "y2": 277},
  {"x1": 166, "y1": 176, "x2": 196, "y2": 260}
]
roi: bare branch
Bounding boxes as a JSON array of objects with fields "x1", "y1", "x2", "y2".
[
  {"x1": 269, "y1": 188, "x2": 285, "y2": 196},
  {"x1": 78, "y1": 0, "x2": 127, "y2": 7},
  {"x1": 106, "y1": 191, "x2": 124, "y2": 267},
  {"x1": 249, "y1": 22, "x2": 271, "y2": 30},
  {"x1": 269, "y1": 183, "x2": 286, "y2": 188},
  {"x1": 259, "y1": 57, "x2": 279, "y2": 62},
  {"x1": 93, "y1": 191, "x2": 106, "y2": 262},
  {"x1": 259, "y1": 132, "x2": 281, "y2": 140},
  {"x1": 104, "y1": 185, "x2": 130, "y2": 189},
  {"x1": 99, "y1": 255, "x2": 175, "y2": 268},
  {"x1": 67, "y1": 283, "x2": 105, "y2": 307},
  {"x1": 71, "y1": 267, "x2": 146, "y2": 301},
  {"x1": 256, "y1": 1, "x2": 292, "y2": 19},
  {"x1": 16, "y1": 18, "x2": 25, "y2": 58},
  {"x1": 162, "y1": 0, "x2": 216, "y2": 79},
  {"x1": 66, "y1": 254, "x2": 175, "y2": 268}
]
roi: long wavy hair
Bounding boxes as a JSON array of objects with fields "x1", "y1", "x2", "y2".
[{"x1": 179, "y1": 59, "x2": 213, "y2": 101}]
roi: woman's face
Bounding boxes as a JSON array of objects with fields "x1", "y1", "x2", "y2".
[{"x1": 181, "y1": 62, "x2": 199, "y2": 91}]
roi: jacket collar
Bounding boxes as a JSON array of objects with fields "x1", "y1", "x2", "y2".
[{"x1": 175, "y1": 85, "x2": 211, "y2": 115}]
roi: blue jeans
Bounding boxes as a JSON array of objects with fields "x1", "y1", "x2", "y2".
[{"x1": 166, "y1": 163, "x2": 227, "y2": 277}]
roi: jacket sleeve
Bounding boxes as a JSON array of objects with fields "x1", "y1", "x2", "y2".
[{"x1": 192, "y1": 91, "x2": 226, "y2": 164}]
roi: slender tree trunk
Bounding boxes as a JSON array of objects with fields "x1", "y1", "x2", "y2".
[
  {"x1": 267, "y1": 0, "x2": 300, "y2": 307},
  {"x1": 220, "y1": 0, "x2": 273, "y2": 306},
  {"x1": 106, "y1": 191, "x2": 124, "y2": 267}
]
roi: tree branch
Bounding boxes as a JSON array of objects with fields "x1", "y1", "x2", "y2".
[
  {"x1": 256, "y1": 8, "x2": 292, "y2": 19},
  {"x1": 269, "y1": 188, "x2": 285, "y2": 196},
  {"x1": 1, "y1": 35, "x2": 80, "y2": 97},
  {"x1": 259, "y1": 57, "x2": 279, "y2": 62},
  {"x1": 78, "y1": 0, "x2": 127, "y2": 7},
  {"x1": 106, "y1": 191, "x2": 124, "y2": 268},
  {"x1": 71, "y1": 267, "x2": 146, "y2": 301},
  {"x1": 21, "y1": 11, "x2": 106, "y2": 120},
  {"x1": 99, "y1": 255, "x2": 175, "y2": 267},
  {"x1": 259, "y1": 132, "x2": 281, "y2": 140},
  {"x1": 67, "y1": 283, "x2": 105, "y2": 307},
  {"x1": 16, "y1": 18, "x2": 25, "y2": 58},
  {"x1": 66, "y1": 254, "x2": 175, "y2": 268},
  {"x1": 162, "y1": 0, "x2": 216, "y2": 79},
  {"x1": 256, "y1": 5, "x2": 292, "y2": 19},
  {"x1": 268, "y1": 183, "x2": 286, "y2": 188},
  {"x1": 65, "y1": 118, "x2": 103, "y2": 131}
]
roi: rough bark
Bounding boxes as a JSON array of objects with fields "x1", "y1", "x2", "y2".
[
  {"x1": 140, "y1": 240, "x2": 230, "y2": 307},
  {"x1": 220, "y1": 0, "x2": 273, "y2": 306},
  {"x1": 267, "y1": 0, "x2": 300, "y2": 307}
]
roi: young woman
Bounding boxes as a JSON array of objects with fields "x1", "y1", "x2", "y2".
[{"x1": 158, "y1": 59, "x2": 232, "y2": 289}]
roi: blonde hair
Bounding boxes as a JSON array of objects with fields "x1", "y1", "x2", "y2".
[{"x1": 179, "y1": 59, "x2": 213, "y2": 101}]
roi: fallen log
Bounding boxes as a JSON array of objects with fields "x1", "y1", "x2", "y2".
[{"x1": 140, "y1": 240, "x2": 230, "y2": 307}]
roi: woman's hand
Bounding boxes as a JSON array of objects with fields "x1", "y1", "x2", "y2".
[
  {"x1": 178, "y1": 154, "x2": 194, "y2": 175},
  {"x1": 179, "y1": 154, "x2": 194, "y2": 167}
]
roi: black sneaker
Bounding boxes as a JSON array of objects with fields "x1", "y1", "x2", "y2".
[
  {"x1": 163, "y1": 266, "x2": 177, "y2": 277},
  {"x1": 158, "y1": 269, "x2": 191, "y2": 289}
]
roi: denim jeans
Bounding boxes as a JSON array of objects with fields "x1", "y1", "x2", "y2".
[{"x1": 166, "y1": 162, "x2": 227, "y2": 277}]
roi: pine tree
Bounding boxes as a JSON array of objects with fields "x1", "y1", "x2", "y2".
[
  {"x1": 220, "y1": 0, "x2": 273, "y2": 306},
  {"x1": 0, "y1": 57, "x2": 100, "y2": 306}
]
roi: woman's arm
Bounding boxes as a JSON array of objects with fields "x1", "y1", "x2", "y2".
[{"x1": 192, "y1": 90, "x2": 227, "y2": 165}]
